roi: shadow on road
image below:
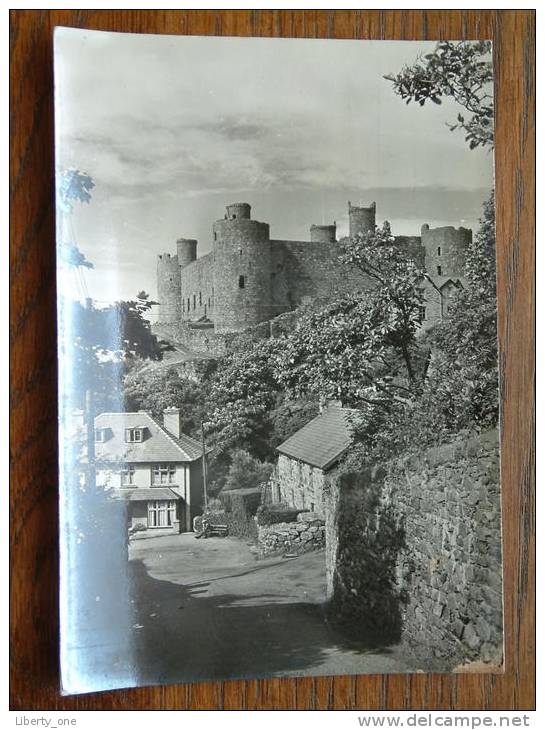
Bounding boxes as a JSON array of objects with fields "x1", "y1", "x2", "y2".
[{"x1": 129, "y1": 558, "x2": 402, "y2": 687}]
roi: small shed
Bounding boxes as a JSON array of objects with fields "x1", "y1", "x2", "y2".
[{"x1": 274, "y1": 404, "x2": 358, "y2": 518}]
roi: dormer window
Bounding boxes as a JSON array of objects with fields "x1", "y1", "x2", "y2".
[{"x1": 125, "y1": 428, "x2": 143, "y2": 443}]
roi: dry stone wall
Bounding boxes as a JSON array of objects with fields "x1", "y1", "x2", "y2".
[
  {"x1": 326, "y1": 429, "x2": 503, "y2": 670},
  {"x1": 257, "y1": 511, "x2": 325, "y2": 557}
]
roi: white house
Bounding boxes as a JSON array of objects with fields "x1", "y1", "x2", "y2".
[{"x1": 94, "y1": 407, "x2": 205, "y2": 534}]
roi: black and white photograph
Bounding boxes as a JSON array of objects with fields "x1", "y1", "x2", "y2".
[{"x1": 54, "y1": 28, "x2": 502, "y2": 695}]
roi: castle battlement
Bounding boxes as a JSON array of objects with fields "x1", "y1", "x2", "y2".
[{"x1": 156, "y1": 200, "x2": 472, "y2": 338}]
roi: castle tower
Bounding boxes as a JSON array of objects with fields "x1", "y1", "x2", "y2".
[
  {"x1": 348, "y1": 201, "x2": 376, "y2": 238},
  {"x1": 310, "y1": 224, "x2": 337, "y2": 243},
  {"x1": 176, "y1": 238, "x2": 198, "y2": 268},
  {"x1": 157, "y1": 253, "x2": 180, "y2": 324},
  {"x1": 225, "y1": 202, "x2": 251, "y2": 220},
  {"x1": 212, "y1": 203, "x2": 272, "y2": 333},
  {"x1": 421, "y1": 224, "x2": 472, "y2": 278}
]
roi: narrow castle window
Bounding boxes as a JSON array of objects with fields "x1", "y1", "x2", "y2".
[
  {"x1": 187, "y1": 298, "x2": 190, "y2": 312},
  {"x1": 214, "y1": 232, "x2": 217, "y2": 241},
  {"x1": 437, "y1": 265, "x2": 442, "y2": 276},
  {"x1": 437, "y1": 246, "x2": 441, "y2": 256},
  {"x1": 199, "y1": 292, "x2": 202, "y2": 305},
  {"x1": 238, "y1": 275, "x2": 245, "y2": 289},
  {"x1": 193, "y1": 295, "x2": 196, "y2": 309}
]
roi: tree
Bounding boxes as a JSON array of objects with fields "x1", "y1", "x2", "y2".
[
  {"x1": 124, "y1": 363, "x2": 205, "y2": 436},
  {"x1": 204, "y1": 338, "x2": 280, "y2": 460},
  {"x1": 270, "y1": 396, "x2": 320, "y2": 449},
  {"x1": 56, "y1": 168, "x2": 95, "y2": 270},
  {"x1": 66, "y1": 293, "x2": 168, "y2": 411},
  {"x1": 339, "y1": 221, "x2": 426, "y2": 385},
  {"x1": 384, "y1": 41, "x2": 494, "y2": 149},
  {"x1": 275, "y1": 223, "x2": 426, "y2": 409},
  {"x1": 100, "y1": 292, "x2": 168, "y2": 362},
  {"x1": 426, "y1": 190, "x2": 498, "y2": 429},
  {"x1": 223, "y1": 450, "x2": 273, "y2": 491}
]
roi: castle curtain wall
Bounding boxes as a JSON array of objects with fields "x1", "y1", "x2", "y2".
[
  {"x1": 180, "y1": 253, "x2": 214, "y2": 321},
  {"x1": 157, "y1": 202, "x2": 472, "y2": 339}
]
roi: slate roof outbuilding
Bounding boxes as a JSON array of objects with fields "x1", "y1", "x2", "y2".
[{"x1": 276, "y1": 405, "x2": 360, "y2": 471}]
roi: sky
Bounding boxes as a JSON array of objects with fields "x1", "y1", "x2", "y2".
[{"x1": 54, "y1": 29, "x2": 494, "y2": 305}]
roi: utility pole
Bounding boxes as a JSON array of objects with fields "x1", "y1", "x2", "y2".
[{"x1": 201, "y1": 421, "x2": 208, "y2": 512}]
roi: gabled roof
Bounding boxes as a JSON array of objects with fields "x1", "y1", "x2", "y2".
[
  {"x1": 423, "y1": 274, "x2": 467, "y2": 293},
  {"x1": 276, "y1": 405, "x2": 359, "y2": 471},
  {"x1": 94, "y1": 411, "x2": 203, "y2": 464}
]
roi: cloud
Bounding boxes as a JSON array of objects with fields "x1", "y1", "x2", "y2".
[{"x1": 54, "y1": 30, "x2": 495, "y2": 304}]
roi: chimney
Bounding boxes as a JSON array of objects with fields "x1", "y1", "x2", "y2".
[{"x1": 163, "y1": 407, "x2": 182, "y2": 439}]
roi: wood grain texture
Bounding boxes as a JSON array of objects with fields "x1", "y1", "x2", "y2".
[{"x1": 9, "y1": 9, "x2": 535, "y2": 710}]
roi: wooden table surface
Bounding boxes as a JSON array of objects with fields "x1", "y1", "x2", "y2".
[{"x1": 9, "y1": 10, "x2": 535, "y2": 711}]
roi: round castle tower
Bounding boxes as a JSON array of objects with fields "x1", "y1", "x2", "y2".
[
  {"x1": 157, "y1": 253, "x2": 181, "y2": 324},
  {"x1": 176, "y1": 237, "x2": 198, "y2": 268},
  {"x1": 421, "y1": 224, "x2": 472, "y2": 278},
  {"x1": 212, "y1": 203, "x2": 272, "y2": 333},
  {"x1": 310, "y1": 224, "x2": 337, "y2": 243},
  {"x1": 348, "y1": 201, "x2": 376, "y2": 238}
]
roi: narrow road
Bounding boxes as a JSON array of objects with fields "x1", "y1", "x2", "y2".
[{"x1": 127, "y1": 533, "x2": 414, "y2": 687}]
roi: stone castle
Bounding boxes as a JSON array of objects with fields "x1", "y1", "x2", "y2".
[{"x1": 156, "y1": 200, "x2": 472, "y2": 344}]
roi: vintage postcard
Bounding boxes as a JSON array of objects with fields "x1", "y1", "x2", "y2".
[{"x1": 54, "y1": 28, "x2": 501, "y2": 694}]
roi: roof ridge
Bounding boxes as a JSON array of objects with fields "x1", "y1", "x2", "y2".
[{"x1": 146, "y1": 413, "x2": 202, "y2": 461}]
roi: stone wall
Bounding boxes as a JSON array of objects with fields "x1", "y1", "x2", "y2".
[
  {"x1": 257, "y1": 511, "x2": 326, "y2": 557},
  {"x1": 272, "y1": 454, "x2": 326, "y2": 517},
  {"x1": 180, "y1": 253, "x2": 214, "y2": 322},
  {"x1": 326, "y1": 430, "x2": 503, "y2": 670},
  {"x1": 394, "y1": 235, "x2": 425, "y2": 269},
  {"x1": 270, "y1": 240, "x2": 371, "y2": 313}
]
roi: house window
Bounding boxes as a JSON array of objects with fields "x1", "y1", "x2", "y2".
[
  {"x1": 125, "y1": 428, "x2": 143, "y2": 443},
  {"x1": 437, "y1": 246, "x2": 441, "y2": 256},
  {"x1": 95, "y1": 428, "x2": 106, "y2": 442},
  {"x1": 419, "y1": 305, "x2": 426, "y2": 321},
  {"x1": 121, "y1": 465, "x2": 135, "y2": 486},
  {"x1": 238, "y1": 275, "x2": 245, "y2": 289},
  {"x1": 152, "y1": 463, "x2": 176, "y2": 485},
  {"x1": 437, "y1": 265, "x2": 442, "y2": 275},
  {"x1": 147, "y1": 500, "x2": 177, "y2": 528}
]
